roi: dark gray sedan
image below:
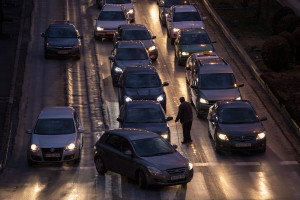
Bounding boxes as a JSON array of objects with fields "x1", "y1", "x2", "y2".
[
  {"x1": 94, "y1": 129, "x2": 193, "y2": 188},
  {"x1": 207, "y1": 100, "x2": 267, "y2": 153}
]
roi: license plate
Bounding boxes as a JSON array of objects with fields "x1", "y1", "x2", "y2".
[
  {"x1": 107, "y1": 32, "x2": 115, "y2": 35},
  {"x1": 235, "y1": 143, "x2": 251, "y2": 147},
  {"x1": 58, "y1": 50, "x2": 69, "y2": 55},
  {"x1": 171, "y1": 174, "x2": 185, "y2": 181},
  {"x1": 45, "y1": 153, "x2": 60, "y2": 157}
]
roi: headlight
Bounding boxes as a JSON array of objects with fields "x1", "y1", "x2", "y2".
[
  {"x1": 114, "y1": 67, "x2": 123, "y2": 73},
  {"x1": 148, "y1": 46, "x2": 156, "y2": 51},
  {"x1": 157, "y1": 94, "x2": 164, "y2": 102},
  {"x1": 256, "y1": 132, "x2": 266, "y2": 140},
  {"x1": 161, "y1": 133, "x2": 168, "y2": 140},
  {"x1": 199, "y1": 98, "x2": 209, "y2": 104},
  {"x1": 97, "y1": 26, "x2": 103, "y2": 31},
  {"x1": 127, "y1": 9, "x2": 134, "y2": 14},
  {"x1": 217, "y1": 133, "x2": 229, "y2": 141},
  {"x1": 188, "y1": 162, "x2": 193, "y2": 170},
  {"x1": 30, "y1": 144, "x2": 40, "y2": 152},
  {"x1": 172, "y1": 28, "x2": 180, "y2": 33},
  {"x1": 147, "y1": 166, "x2": 162, "y2": 175},
  {"x1": 235, "y1": 97, "x2": 242, "y2": 100},
  {"x1": 124, "y1": 96, "x2": 132, "y2": 102},
  {"x1": 181, "y1": 52, "x2": 189, "y2": 56},
  {"x1": 65, "y1": 143, "x2": 76, "y2": 151}
]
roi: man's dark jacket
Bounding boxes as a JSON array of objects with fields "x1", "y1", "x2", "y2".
[{"x1": 175, "y1": 101, "x2": 193, "y2": 124}]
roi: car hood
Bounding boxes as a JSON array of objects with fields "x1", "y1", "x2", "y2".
[
  {"x1": 31, "y1": 133, "x2": 76, "y2": 148},
  {"x1": 124, "y1": 87, "x2": 163, "y2": 99},
  {"x1": 179, "y1": 44, "x2": 214, "y2": 53},
  {"x1": 141, "y1": 152, "x2": 188, "y2": 171},
  {"x1": 200, "y1": 88, "x2": 240, "y2": 101},
  {"x1": 96, "y1": 20, "x2": 127, "y2": 29},
  {"x1": 47, "y1": 38, "x2": 78, "y2": 46},
  {"x1": 218, "y1": 123, "x2": 265, "y2": 135},
  {"x1": 123, "y1": 123, "x2": 168, "y2": 134},
  {"x1": 114, "y1": 59, "x2": 151, "y2": 69},
  {"x1": 172, "y1": 21, "x2": 205, "y2": 29}
]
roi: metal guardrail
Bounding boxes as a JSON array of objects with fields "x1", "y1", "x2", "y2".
[{"x1": 200, "y1": 0, "x2": 300, "y2": 136}]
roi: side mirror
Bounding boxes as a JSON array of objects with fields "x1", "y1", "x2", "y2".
[
  {"x1": 109, "y1": 56, "x2": 115, "y2": 61},
  {"x1": 78, "y1": 35, "x2": 83, "y2": 39},
  {"x1": 210, "y1": 118, "x2": 217, "y2": 123},
  {"x1": 166, "y1": 116, "x2": 173, "y2": 121},
  {"x1": 191, "y1": 84, "x2": 198, "y2": 89},
  {"x1": 152, "y1": 36, "x2": 156, "y2": 39},
  {"x1": 124, "y1": 150, "x2": 133, "y2": 156},
  {"x1": 117, "y1": 117, "x2": 123, "y2": 122},
  {"x1": 41, "y1": 33, "x2": 46, "y2": 37},
  {"x1": 202, "y1": 16, "x2": 207, "y2": 20},
  {"x1": 26, "y1": 129, "x2": 32, "y2": 134},
  {"x1": 162, "y1": 82, "x2": 169, "y2": 87},
  {"x1": 185, "y1": 66, "x2": 191, "y2": 71},
  {"x1": 260, "y1": 116, "x2": 267, "y2": 121},
  {"x1": 172, "y1": 144, "x2": 178, "y2": 149},
  {"x1": 238, "y1": 83, "x2": 244, "y2": 87}
]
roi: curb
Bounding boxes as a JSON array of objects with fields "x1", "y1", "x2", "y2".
[{"x1": 200, "y1": 0, "x2": 300, "y2": 136}]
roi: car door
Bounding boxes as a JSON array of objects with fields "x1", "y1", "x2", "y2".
[
  {"x1": 119, "y1": 138, "x2": 139, "y2": 179},
  {"x1": 190, "y1": 62, "x2": 198, "y2": 105}
]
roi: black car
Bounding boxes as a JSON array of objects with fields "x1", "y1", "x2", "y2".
[
  {"x1": 41, "y1": 20, "x2": 83, "y2": 59},
  {"x1": 109, "y1": 41, "x2": 151, "y2": 86},
  {"x1": 117, "y1": 100, "x2": 173, "y2": 141},
  {"x1": 207, "y1": 100, "x2": 267, "y2": 153},
  {"x1": 117, "y1": 66, "x2": 168, "y2": 110},
  {"x1": 113, "y1": 24, "x2": 158, "y2": 61},
  {"x1": 94, "y1": 128, "x2": 193, "y2": 188}
]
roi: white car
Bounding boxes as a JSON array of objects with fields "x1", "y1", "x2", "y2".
[
  {"x1": 166, "y1": 5, "x2": 205, "y2": 44},
  {"x1": 27, "y1": 107, "x2": 84, "y2": 164},
  {"x1": 94, "y1": 4, "x2": 129, "y2": 40},
  {"x1": 96, "y1": 0, "x2": 135, "y2": 22}
]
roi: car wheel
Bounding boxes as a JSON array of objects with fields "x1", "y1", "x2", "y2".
[
  {"x1": 27, "y1": 158, "x2": 35, "y2": 166},
  {"x1": 214, "y1": 134, "x2": 221, "y2": 153},
  {"x1": 138, "y1": 171, "x2": 147, "y2": 189},
  {"x1": 94, "y1": 156, "x2": 107, "y2": 175}
]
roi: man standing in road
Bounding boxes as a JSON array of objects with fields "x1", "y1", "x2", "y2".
[{"x1": 175, "y1": 97, "x2": 193, "y2": 143}]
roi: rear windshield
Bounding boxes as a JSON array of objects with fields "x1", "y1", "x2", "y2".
[{"x1": 34, "y1": 118, "x2": 75, "y2": 135}]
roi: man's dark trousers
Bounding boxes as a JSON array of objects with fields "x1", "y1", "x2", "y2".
[{"x1": 182, "y1": 121, "x2": 192, "y2": 142}]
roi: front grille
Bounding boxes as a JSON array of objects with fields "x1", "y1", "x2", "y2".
[
  {"x1": 166, "y1": 167, "x2": 186, "y2": 175},
  {"x1": 229, "y1": 135, "x2": 255, "y2": 141},
  {"x1": 54, "y1": 47, "x2": 73, "y2": 50},
  {"x1": 42, "y1": 148, "x2": 63, "y2": 161}
]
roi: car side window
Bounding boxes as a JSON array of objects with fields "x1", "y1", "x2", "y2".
[
  {"x1": 121, "y1": 139, "x2": 132, "y2": 153},
  {"x1": 106, "y1": 135, "x2": 123, "y2": 151}
]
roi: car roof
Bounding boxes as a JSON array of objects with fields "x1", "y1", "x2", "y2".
[
  {"x1": 119, "y1": 24, "x2": 148, "y2": 31},
  {"x1": 125, "y1": 100, "x2": 162, "y2": 109},
  {"x1": 173, "y1": 5, "x2": 197, "y2": 12},
  {"x1": 104, "y1": 128, "x2": 159, "y2": 140},
  {"x1": 38, "y1": 107, "x2": 74, "y2": 119},
  {"x1": 180, "y1": 28, "x2": 207, "y2": 34},
  {"x1": 218, "y1": 100, "x2": 253, "y2": 109},
  {"x1": 102, "y1": 4, "x2": 124, "y2": 11},
  {"x1": 123, "y1": 66, "x2": 157, "y2": 74},
  {"x1": 117, "y1": 41, "x2": 145, "y2": 48}
]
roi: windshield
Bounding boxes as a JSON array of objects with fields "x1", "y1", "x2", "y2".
[
  {"x1": 173, "y1": 12, "x2": 201, "y2": 22},
  {"x1": 116, "y1": 48, "x2": 148, "y2": 60},
  {"x1": 200, "y1": 73, "x2": 236, "y2": 89},
  {"x1": 48, "y1": 27, "x2": 77, "y2": 38},
  {"x1": 106, "y1": 0, "x2": 131, "y2": 4},
  {"x1": 180, "y1": 33, "x2": 211, "y2": 45},
  {"x1": 132, "y1": 137, "x2": 174, "y2": 157},
  {"x1": 125, "y1": 108, "x2": 165, "y2": 123},
  {"x1": 34, "y1": 118, "x2": 75, "y2": 135},
  {"x1": 125, "y1": 74, "x2": 161, "y2": 88},
  {"x1": 98, "y1": 11, "x2": 126, "y2": 21},
  {"x1": 122, "y1": 30, "x2": 151, "y2": 40},
  {"x1": 219, "y1": 108, "x2": 259, "y2": 123},
  {"x1": 164, "y1": 0, "x2": 189, "y2": 7}
]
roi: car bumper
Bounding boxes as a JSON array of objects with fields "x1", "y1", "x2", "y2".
[
  {"x1": 28, "y1": 148, "x2": 80, "y2": 163},
  {"x1": 45, "y1": 48, "x2": 80, "y2": 57},
  {"x1": 146, "y1": 169, "x2": 193, "y2": 186},
  {"x1": 94, "y1": 30, "x2": 117, "y2": 38},
  {"x1": 216, "y1": 139, "x2": 266, "y2": 151}
]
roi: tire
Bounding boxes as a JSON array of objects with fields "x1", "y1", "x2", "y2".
[
  {"x1": 94, "y1": 156, "x2": 107, "y2": 174},
  {"x1": 27, "y1": 158, "x2": 35, "y2": 166},
  {"x1": 138, "y1": 171, "x2": 147, "y2": 189}
]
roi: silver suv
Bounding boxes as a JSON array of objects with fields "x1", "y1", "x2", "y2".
[{"x1": 27, "y1": 107, "x2": 83, "y2": 164}]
